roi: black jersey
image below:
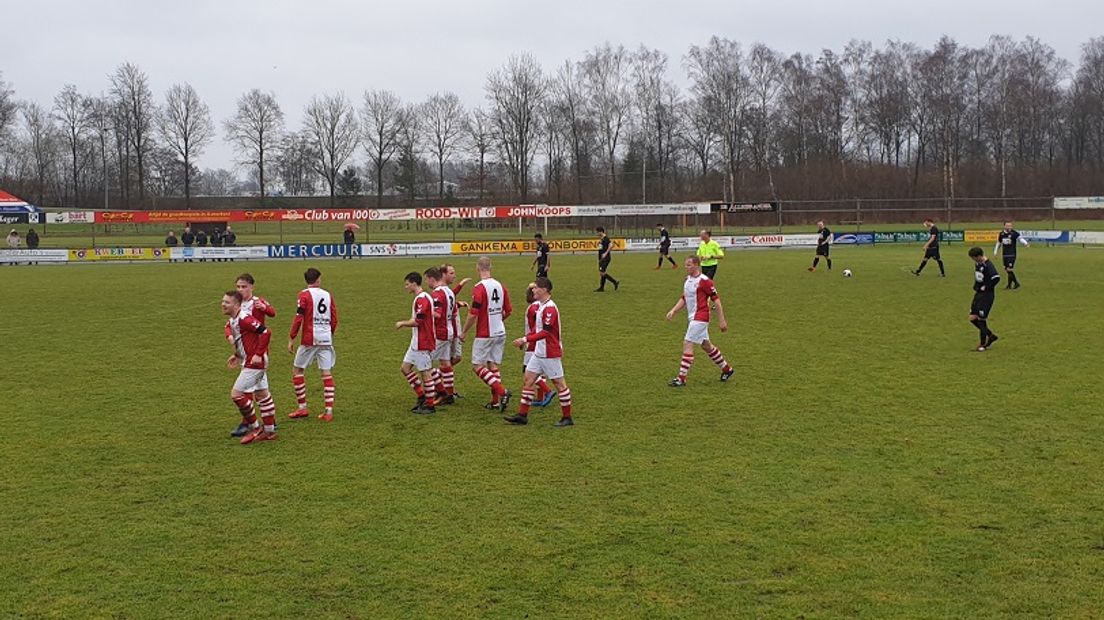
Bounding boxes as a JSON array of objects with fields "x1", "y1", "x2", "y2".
[
  {"x1": 974, "y1": 259, "x2": 1000, "y2": 293},
  {"x1": 928, "y1": 226, "x2": 940, "y2": 248},
  {"x1": 535, "y1": 241, "x2": 550, "y2": 266},
  {"x1": 597, "y1": 236, "x2": 611, "y2": 257},
  {"x1": 659, "y1": 228, "x2": 671, "y2": 249},
  {"x1": 998, "y1": 230, "x2": 1021, "y2": 255},
  {"x1": 818, "y1": 228, "x2": 831, "y2": 245}
]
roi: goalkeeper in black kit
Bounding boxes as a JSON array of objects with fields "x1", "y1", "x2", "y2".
[{"x1": 968, "y1": 247, "x2": 1001, "y2": 352}]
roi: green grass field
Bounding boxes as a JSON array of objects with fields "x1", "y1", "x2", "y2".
[{"x1": 2, "y1": 246, "x2": 1103, "y2": 618}]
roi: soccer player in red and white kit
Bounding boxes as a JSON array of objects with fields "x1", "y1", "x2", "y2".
[
  {"x1": 228, "y1": 273, "x2": 277, "y2": 437},
  {"x1": 221, "y1": 290, "x2": 278, "y2": 444},
  {"x1": 461, "y1": 256, "x2": 512, "y2": 412},
  {"x1": 665, "y1": 255, "x2": 735, "y2": 387},
  {"x1": 504, "y1": 277, "x2": 574, "y2": 426},
  {"x1": 441, "y1": 263, "x2": 471, "y2": 372},
  {"x1": 396, "y1": 272, "x2": 438, "y2": 415},
  {"x1": 424, "y1": 267, "x2": 457, "y2": 405},
  {"x1": 287, "y1": 267, "x2": 338, "y2": 421},
  {"x1": 521, "y1": 282, "x2": 555, "y2": 407}
]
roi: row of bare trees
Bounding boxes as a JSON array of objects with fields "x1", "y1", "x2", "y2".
[{"x1": 2, "y1": 34, "x2": 1104, "y2": 210}]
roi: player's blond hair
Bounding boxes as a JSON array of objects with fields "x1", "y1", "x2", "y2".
[{"x1": 476, "y1": 256, "x2": 492, "y2": 272}]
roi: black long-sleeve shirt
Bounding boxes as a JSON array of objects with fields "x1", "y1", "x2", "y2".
[{"x1": 974, "y1": 259, "x2": 1000, "y2": 293}]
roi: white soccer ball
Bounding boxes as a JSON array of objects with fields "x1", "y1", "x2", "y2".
[{"x1": 843, "y1": 269, "x2": 853, "y2": 277}]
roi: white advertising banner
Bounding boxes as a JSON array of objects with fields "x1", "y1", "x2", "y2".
[
  {"x1": 1054, "y1": 196, "x2": 1104, "y2": 210},
  {"x1": 170, "y1": 246, "x2": 269, "y2": 260},
  {"x1": 1072, "y1": 231, "x2": 1104, "y2": 244},
  {"x1": 0, "y1": 249, "x2": 70, "y2": 263}
]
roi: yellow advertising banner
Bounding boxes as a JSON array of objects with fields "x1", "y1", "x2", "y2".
[
  {"x1": 964, "y1": 231, "x2": 999, "y2": 243},
  {"x1": 451, "y1": 238, "x2": 626, "y2": 255},
  {"x1": 69, "y1": 247, "x2": 170, "y2": 261}
]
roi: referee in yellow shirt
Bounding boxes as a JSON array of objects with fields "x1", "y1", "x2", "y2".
[{"x1": 696, "y1": 230, "x2": 724, "y2": 279}]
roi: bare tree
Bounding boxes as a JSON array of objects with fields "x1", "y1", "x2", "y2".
[
  {"x1": 303, "y1": 93, "x2": 359, "y2": 207},
  {"x1": 686, "y1": 37, "x2": 749, "y2": 201},
  {"x1": 0, "y1": 72, "x2": 16, "y2": 146},
  {"x1": 552, "y1": 60, "x2": 593, "y2": 203},
  {"x1": 88, "y1": 96, "x2": 114, "y2": 209},
  {"x1": 582, "y1": 43, "x2": 632, "y2": 200},
  {"x1": 633, "y1": 47, "x2": 682, "y2": 200},
  {"x1": 224, "y1": 89, "x2": 284, "y2": 202},
  {"x1": 680, "y1": 95, "x2": 717, "y2": 189},
  {"x1": 746, "y1": 43, "x2": 783, "y2": 198},
  {"x1": 20, "y1": 102, "x2": 59, "y2": 205},
  {"x1": 110, "y1": 63, "x2": 154, "y2": 204},
  {"x1": 361, "y1": 90, "x2": 405, "y2": 206},
  {"x1": 158, "y1": 83, "x2": 214, "y2": 207},
  {"x1": 464, "y1": 107, "x2": 493, "y2": 202},
  {"x1": 422, "y1": 92, "x2": 465, "y2": 199},
  {"x1": 275, "y1": 131, "x2": 317, "y2": 196},
  {"x1": 486, "y1": 53, "x2": 546, "y2": 201},
  {"x1": 52, "y1": 85, "x2": 93, "y2": 206}
]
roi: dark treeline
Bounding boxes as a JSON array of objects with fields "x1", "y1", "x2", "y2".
[{"x1": 2, "y1": 34, "x2": 1103, "y2": 210}]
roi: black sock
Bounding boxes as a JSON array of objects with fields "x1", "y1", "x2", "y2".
[
  {"x1": 1010, "y1": 271, "x2": 1019, "y2": 286},
  {"x1": 917, "y1": 260, "x2": 927, "y2": 273},
  {"x1": 657, "y1": 256, "x2": 663, "y2": 268},
  {"x1": 667, "y1": 256, "x2": 676, "y2": 266},
  {"x1": 610, "y1": 276, "x2": 619, "y2": 286},
  {"x1": 827, "y1": 258, "x2": 833, "y2": 270},
  {"x1": 977, "y1": 320, "x2": 990, "y2": 340},
  {"x1": 937, "y1": 260, "x2": 945, "y2": 276},
  {"x1": 812, "y1": 257, "x2": 820, "y2": 268},
  {"x1": 598, "y1": 275, "x2": 606, "y2": 289}
]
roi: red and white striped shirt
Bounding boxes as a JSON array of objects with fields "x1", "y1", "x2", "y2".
[
  {"x1": 410, "y1": 291, "x2": 436, "y2": 351},
  {"x1": 524, "y1": 301, "x2": 540, "y2": 352},
  {"x1": 470, "y1": 278, "x2": 511, "y2": 338},
  {"x1": 525, "y1": 299, "x2": 563, "y2": 359},
  {"x1": 227, "y1": 314, "x2": 271, "y2": 369},
  {"x1": 430, "y1": 286, "x2": 450, "y2": 341},
  {"x1": 290, "y1": 286, "x2": 337, "y2": 346},
  {"x1": 683, "y1": 274, "x2": 719, "y2": 323}
]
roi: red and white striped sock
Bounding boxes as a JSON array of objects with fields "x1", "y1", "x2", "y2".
[
  {"x1": 519, "y1": 388, "x2": 535, "y2": 415},
  {"x1": 423, "y1": 376, "x2": 436, "y2": 406},
  {"x1": 441, "y1": 365, "x2": 455, "y2": 395},
  {"x1": 292, "y1": 375, "x2": 308, "y2": 410},
  {"x1": 233, "y1": 395, "x2": 256, "y2": 425},
  {"x1": 537, "y1": 377, "x2": 551, "y2": 398},
  {"x1": 430, "y1": 368, "x2": 444, "y2": 397},
  {"x1": 476, "y1": 367, "x2": 505, "y2": 399},
  {"x1": 707, "y1": 347, "x2": 731, "y2": 372},
  {"x1": 258, "y1": 395, "x2": 277, "y2": 432},
  {"x1": 558, "y1": 388, "x2": 572, "y2": 418},
  {"x1": 404, "y1": 371, "x2": 424, "y2": 397},
  {"x1": 679, "y1": 353, "x2": 694, "y2": 380},
  {"x1": 322, "y1": 375, "x2": 335, "y2": 412}
]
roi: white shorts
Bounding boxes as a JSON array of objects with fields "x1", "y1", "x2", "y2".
[
  {"x1": 684, "y1": 320, "x2": 711, "y2": 344},
  {"x1": 233, "y1": 368, "x2": 269, "y2": 393},
  {"x1": 432, "y1": 339, "x2": 451, "y2": 362},
  {"x1": 449, "y1": 337, "x2": 463, "y2": 360},
  {"x1": 472, "y1": 336, "x2": 506, "y2": 365},
  {"x1": 523, "y1": 351, "x2": 534, "y2": 367},
  {"x1": 403, "y1": 348, "x2": 433, "y2": 372},
  {"x1": 524, "y1": 355, "x2": 565, "y2": 380},
  {"x1": 293, "y1": 345, "x2": 336, "y2": 370}
]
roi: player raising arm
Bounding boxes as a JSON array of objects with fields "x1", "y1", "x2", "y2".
[{"x1": 222, "y1": 291, "x2": 278, "y2": 445}]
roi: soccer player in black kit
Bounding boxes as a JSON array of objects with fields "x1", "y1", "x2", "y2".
[
  {"x1": 809, "y1": 220, "x2": 832, "y2": 271},
  {"x1": 912, "y1": 218, "x2": 946, "y2": 277},
  {"x1": 993, "y1": 221, "x2": 1029, "y2": 289},
  {"x1": 594, "y1": 227, "x2": 620, "y2": 292},
  {"x1": 655, "y1": 223, "x2": 677, "y2": 269},
  {"x1": 968, "y1": 246, "x2": 1001, "y2": 352},
  {"x1": 531, "y1": 233, "x2": 551, "y2": 278}
]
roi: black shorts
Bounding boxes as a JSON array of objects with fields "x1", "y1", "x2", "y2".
[
  {"x1": 702, "y1": 264, "x2": 718, "y2": 280},
  {"x1": 536, "y1": 264, "x2": 548, "y2": 278},
  {"x1": 1002, "y1": 255, "x2": 1016, "y2": 269},
  {"x1": 816, "y1": 245, "x2": 830, "y2": 257},
  {"x1": 925, "y1": 247, "x2": 941, "y2": 260},
  {"x1": 598, "y1": 257, "x2": 611, "y2": 272},
  {"x1": 971, "y1": 293, "x2": 995, "y2": 318},
  {"x1": 659, "y1": 244, "x2": 671, "y2": 255}
]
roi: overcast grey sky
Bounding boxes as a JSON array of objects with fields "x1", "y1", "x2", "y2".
[{"x1": 4, "y1": 0, "x2": 1100, "y2": 171}]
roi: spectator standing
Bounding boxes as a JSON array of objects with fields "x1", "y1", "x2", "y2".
[
  {"x1": 343, "y1": 227, "x2": 355, "y2": 260},
  {"x1": 165, "y1": 231, "x2": 178, "y2": 246},
  {"x1": 181, "y1": 226, "x2": 195, "y2": 263},
  {"x1": 26, "y1": 228, "x2": 40, "y2": 249},
  {"x1": 6, "y1": 229, "x2": 20, "y2": 249}
]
